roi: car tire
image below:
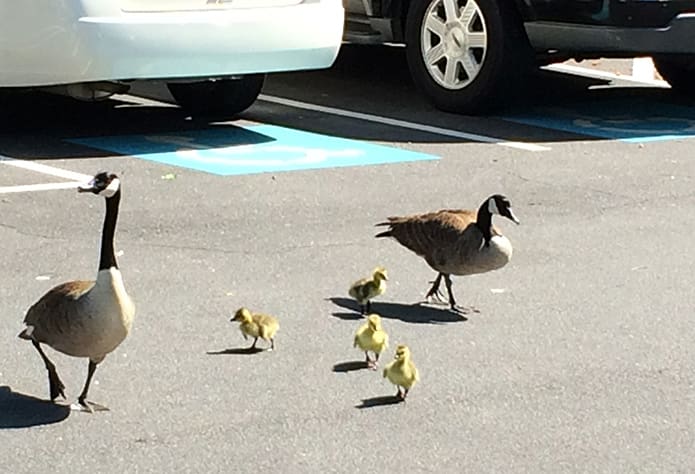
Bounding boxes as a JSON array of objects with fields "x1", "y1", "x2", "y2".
[
  {"x1": 653, "y1": 55, "x2": 695, "y2": 96},
  {"x1": 405, "y1": 0, "x2": 533, "y2": 114},
  {"x1": 167, "y1": 75, "x2": 265, "y2": 118}
]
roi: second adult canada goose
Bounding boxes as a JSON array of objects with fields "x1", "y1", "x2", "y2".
[
  {"x1": 375, "y1": 194, "x2": 519, "y2": 311},
  {"x1": 18, "y1": 172, "x2": 135, "y2": 412}
]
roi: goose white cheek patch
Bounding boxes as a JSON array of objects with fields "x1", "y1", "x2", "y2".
[
  {"x1": 99, "y1": 178, "x2": 120, "y2": 198},
  {"x1": 488, "y1": 198, "x2": 500, "y2": 215}
]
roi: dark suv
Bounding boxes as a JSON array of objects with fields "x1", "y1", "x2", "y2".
[{"x1": 344, "y1": 0, "x2": 695, "y2": 114}]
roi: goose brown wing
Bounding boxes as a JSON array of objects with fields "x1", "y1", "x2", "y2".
[
  {"x1": 22, "y1": 280, "x2": 94, "y2": 340},
  {"x1": 376, "y1": 209, "x2": 477, "y2": 257}
]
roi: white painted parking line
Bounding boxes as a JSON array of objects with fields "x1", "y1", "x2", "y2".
[
  {"x1": 258, "y1": 94, "x2": 551, "y2": 152},
  {"x1": 0, "y1": 155, "x2": 89, "y2": 194},
  {"x1": 0, "y1": 155, "x2": 91, "y2": 181},
  {"x1": 0, "y1": 182, "x2": 82, "y2": 194},
  {"x1": 545, "y1": 63, "x2": 670, "y2": 88}
]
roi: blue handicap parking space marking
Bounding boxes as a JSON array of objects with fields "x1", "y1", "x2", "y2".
[
  {"x1": 68, "y1": 125, "x2": 438, "y2": 176},
  {"x1": 501, "y1": 98, "x2": 695, "y2": 143}
]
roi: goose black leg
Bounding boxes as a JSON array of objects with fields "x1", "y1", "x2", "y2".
[
  {"x1": 425, "y1": 273, "x2": 446, "y2": 303},
  {"x1": 32, "y1": 340, "x2": 66, "y2": 401},
  {"x1": 77, "y1": 360, "x2": 108, "y2": 412},
  {"x1": 443, "y1": 274, "x2": 457, "y2": 310},
  {"x1": 443, "y1": 274, "x2": 479, "y2": 315},
  {"x1": 250, "y1": 337, "x2": 259, "y2": 350}
]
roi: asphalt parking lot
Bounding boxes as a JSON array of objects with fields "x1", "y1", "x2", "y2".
[{"x1": 2, "y1": 45, "x2": 695, "y2": 472}]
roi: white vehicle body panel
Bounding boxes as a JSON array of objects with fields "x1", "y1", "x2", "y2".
[{"x1": 0, "y1": 0, "x2": 344, "y2": 87}]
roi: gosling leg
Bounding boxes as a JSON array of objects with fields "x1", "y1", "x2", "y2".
[
  {"x1": 371, "y1": 352, "x2": 380, "y2": 371},
  {"x1": 31, "y1": 340, "x2": 66, "y2": 401},
  {"x1": 365, "y1": 351, "x2": 375, "y2": 369}
]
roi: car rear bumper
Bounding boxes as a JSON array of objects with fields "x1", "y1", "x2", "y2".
[
  {"x1": 525, "y1": 12, "x2": 695, "y2": 55},
  {"x1": 0, "y1": 2, "x2": 344, "y2": 87}
]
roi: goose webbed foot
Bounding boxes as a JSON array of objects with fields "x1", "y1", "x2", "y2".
[
  {"x1": 442, "y1": 274, "x2": 476, "y2": 315},
  {"x1": 424, "y1": 273, "x2": 447, "y2": 304},
  {"x1": 72, "y1": 360, "x2": 109, "y2": 413},
  {"x1": 72, "y1": 399, "x2": 110, "y2": 413},
  {"x1": 451, "y1": 305, "x2": 480, "y2": 315}
]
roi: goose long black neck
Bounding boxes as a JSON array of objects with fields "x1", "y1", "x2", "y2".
[
  {"x1": 99, "y1": 189, "x2": 120, "y2": 271},
  {"x1": 476, "y1": 200, "x2": 493, "y2": 245}
]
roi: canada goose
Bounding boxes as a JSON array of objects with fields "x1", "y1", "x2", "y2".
[
  {"x1": 353, "y1": 313, "x2": 389, "y2": 369},
  {"x1": 376, "y1": 194, "x2": 519, "y2": 311},
  {"x1": 348, "y1": 267, "x2": 388, "y2": 314},
  {"x1": 383, "y1": 344, "x2": 419, "y2": 400},
  {"x1": 231, "y1": 307, "x2": 279, "y2": 351},
  {"x1": 18, "y1": 172, "x2": 135, "y2": 412}
]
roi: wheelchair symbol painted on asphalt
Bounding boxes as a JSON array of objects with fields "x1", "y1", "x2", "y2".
[
  {"x1": 572, "y1": 116, "x2": 695, "y2": 135},
  {"x1": 145, "y1": 135, "x2": 363, "y2": 167},
  {"x1": 68, "y1": 124, "x2": 438, "y2": 175},
  {"x1": 502, "y1": 99, "x2": 695, "y2": 142}
]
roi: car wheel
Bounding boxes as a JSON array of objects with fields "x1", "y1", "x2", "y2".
[
  {"x1": 167, "y1": 75, "x2": 265, "y2": 118},
  {"x1": 405, "y1": 0, "x2": 533, "y2": 114},
  {"x1": 653, "y1": 55, "x2": 695, "y2": 96}
]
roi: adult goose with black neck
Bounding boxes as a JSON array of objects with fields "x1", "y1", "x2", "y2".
[
  {"x1": 18, "y1": 171, "x2": 135, "y2": 412},
  {"x1": 375, "y1": 194, "x2": 519, "y2": 312}
]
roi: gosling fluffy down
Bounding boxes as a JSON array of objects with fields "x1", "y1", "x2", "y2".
[
  {"x1": 231, "y1": 307, "x2": 279, "y2": 351},
  {"x1": 383, "y1": 344, "x2": 419, "y2": 400},
  {"x1": 348, "y1": 266, "x2": 388, "y2": 314},
  {"x1": 353, "y1": 313, "x2": 389, "y2": 368}
]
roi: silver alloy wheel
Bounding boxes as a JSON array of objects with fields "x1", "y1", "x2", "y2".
[{"x1": 420, "y1": 0, "x2": 488, "y2": 90}]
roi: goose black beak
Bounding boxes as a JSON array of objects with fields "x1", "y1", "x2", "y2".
[
  {"x1": 508, "y1": 209, "x2": 520, "y2": 225},
  {"x1": 77, "y1": 179, "x2": 96, "y2": 193}
]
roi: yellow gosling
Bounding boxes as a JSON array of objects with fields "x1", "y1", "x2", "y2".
[
  {"x1": 383, "y1": 344, "x2": 419, "y2": 401},
  {"x1": 231, "y1": 307, "x2": 279, "y2": 351},
  {"x1": 353, "y1": 313, "x2": 389, "y2": 369},
  {"x1": 348, "y1": 266, "x2": 388, "y2": 314}
]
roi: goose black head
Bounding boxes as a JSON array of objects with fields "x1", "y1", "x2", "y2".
[
  {"x1": 78, "y1": 172, "x2": 120, "y2": 198},
  {"x1": 487, "y1": 194, "x2": 520, "y2": 225}
]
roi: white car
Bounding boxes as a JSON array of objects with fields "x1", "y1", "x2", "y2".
[{"x1": 0, "y1": 0, "x2": 344, "y2": 116}]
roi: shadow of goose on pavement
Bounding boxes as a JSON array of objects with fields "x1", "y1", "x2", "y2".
[
  {"x1": 328, "y1": 297, "x2": 467, "y2": 324},
  {"x1": 0, "y1": 385, "x2": 70, "y2": 428}
]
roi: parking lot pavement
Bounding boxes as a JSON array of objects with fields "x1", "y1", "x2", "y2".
[{"x1": 1, "y1": 47, "x2": 695, "y2": 472}]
